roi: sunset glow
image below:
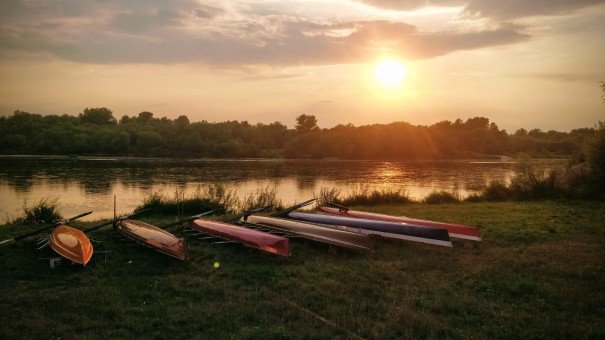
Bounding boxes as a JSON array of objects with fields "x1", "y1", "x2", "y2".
[
  {"x1": 0, "y1": 1, "x2": 603, "y2": 131},
  {"x1": 374, "y1": 60, "x2": 408, "y2": 88}
]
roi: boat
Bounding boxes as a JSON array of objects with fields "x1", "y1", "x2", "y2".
[
  {"x1": 285, "y1": 212, "x2": 452, "y2": 247},
  {"x1": 118, "y1": 219, "x2": 187, "y2": 260},
  {"x1": 189, "y1": 219, "x2": 290, "y2": 256},
  {"x1": 243, "y1": 215, "x2": 372, "y2": 251},
  {"x1": 49, "y1": 225, "x2": 94, "y2": 265},
  {"x1": 318, "y1": 206, "x2": 481, "y2": 241}
]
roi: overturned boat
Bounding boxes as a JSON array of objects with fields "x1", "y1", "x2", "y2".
[
  {"x1": 49, "y1": 225, "x2": 94, "y2": 265},
  {"x1": 118, "y1": 219, "x2": 187, "y2": 260},
  {"x1": 189, "y1": 218, "x2": 290, "y2": 256},
  {"x1": 243, "y1": 215, "x2": 372, "y2": 251},
  {"x1": 318, "y1": 205, "x2": 481, "y2": 241},
  {"x1": 285, "y1": 211, "x2": 452, "y2": 247}
]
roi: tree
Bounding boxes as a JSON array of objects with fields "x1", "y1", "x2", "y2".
[
  {"x1": 79, "y1": 107, "x2": 117, "y2": 125},
  {"x1": 137, "y1": 111, "x2": 154, "y2": 123},
  {"x1": 600, "y1": 81, "x2": 605, "y2": 102},
  {"x1": 295, "y1": 114, "x2": 318, "y2": 133}
]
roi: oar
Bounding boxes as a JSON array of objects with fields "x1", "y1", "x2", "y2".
[
  {"x1": 83, "y1": 208, "x2": 151, "y2": 234},
  {"x1": 269, "y1": 198, "x2": 316, "y2": 218},
  {"x1": 0, "y1": 211, "x2": 93, "y2": 246},
  {"x1": 222, "y1": 205, "x2": 272, "y2": 223},
  {"x1": 159, "y1": 209, "x2": 221, "y2": 229}
]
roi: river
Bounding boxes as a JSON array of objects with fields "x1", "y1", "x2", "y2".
[{"x1": 0, "y1": 156, "x2": 566, "y2": 221}]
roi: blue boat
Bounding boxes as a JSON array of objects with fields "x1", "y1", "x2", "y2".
[{"x1": 286, "y1": 211, "x2": 452, "y2": 247}]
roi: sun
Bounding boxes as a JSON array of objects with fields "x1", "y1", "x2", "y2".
[{"x1": 374, "y1": 60, "x2": 408, "y2": 88}]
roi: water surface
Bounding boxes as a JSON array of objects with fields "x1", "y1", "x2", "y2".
[{"x1": 0, "y1": 156, "x2": 565, "y2": 221}]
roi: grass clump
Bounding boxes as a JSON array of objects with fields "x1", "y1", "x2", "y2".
[
  {"x1": 316, "y1": 184, "x2": 413, "y2": 206},
  {"x1": 20, "y1": 195, "x2": 62, "y2": 224},
  {"x1": 422, "y1": 191, "x2": 461, "y2": 204}
]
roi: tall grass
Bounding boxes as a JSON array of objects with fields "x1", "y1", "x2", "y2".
[
  {"x1": 316, "y1": 184, "x2": 413, "y2": 206},
  {"x1": 239, "y1": 185, "x2": 284, "y2": 213},
  {"x1": 137, "y1": 184, "x2": 238, "y2": 216},
  {"x1": 20, "y1": 195, "x2": 62, "y2": 224}
]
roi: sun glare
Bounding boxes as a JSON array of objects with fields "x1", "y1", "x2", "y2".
[{"x1": 374, "y1": 60, "x2": 408, "y2": 88}]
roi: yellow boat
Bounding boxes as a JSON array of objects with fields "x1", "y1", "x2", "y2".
[{"x1": 49, "y1": 225, "x2": 94, "y2": 265}]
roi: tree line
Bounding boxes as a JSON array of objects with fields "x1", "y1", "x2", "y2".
[{"x1": 0, "y1": 108, "x2": 598, "y2": 159}]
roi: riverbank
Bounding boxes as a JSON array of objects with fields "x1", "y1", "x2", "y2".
[{"x1": 0, "y1": 201, "x2": 603, "y2": 338}]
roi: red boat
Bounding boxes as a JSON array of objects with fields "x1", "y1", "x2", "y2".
[
  {"x1": 189, "y1": 219, "x2": 290, "y2": 256},
  {"x1": 118, "y1": 219, "x2": 187, "y2": 260},
  {"x1": 318, "y1": 206, "x2": 481, "y2": 241}
]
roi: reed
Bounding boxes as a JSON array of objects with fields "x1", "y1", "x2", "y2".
[{"x1": 239, "y1": 185, "x2": 283, "y2": 213}]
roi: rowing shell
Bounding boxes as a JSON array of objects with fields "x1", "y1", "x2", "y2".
[
  {"x1": 318, "y1": 206, "x2": 481, "y2": 241},
  {"x1": 190, "y1": 219, "x2": 290, "y2": 256},
  {"x1": 118, "y1": 219, "x2": 187, "y2": 260},
  {"x1": 286, "y1": 212, "x2": 452, "y2": 247},
  {"x1": 244, "y1": 215, "x2": 372, "y2": 251}
]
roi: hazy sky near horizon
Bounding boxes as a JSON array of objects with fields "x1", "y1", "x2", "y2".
[{"x1": 1, "y1": 0, "x2": 604, "y2": 132}]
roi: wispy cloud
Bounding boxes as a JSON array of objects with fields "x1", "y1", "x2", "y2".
[{"x1": 357, "y1": 0, "x2": 605, "y2": 20}]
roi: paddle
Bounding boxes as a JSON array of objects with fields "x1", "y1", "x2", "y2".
[
  {"x1": 258, "y1": 198, "x2": 316, "y2": 218},
  {"x1": 83, "y1": 208, "x2": 151, "y2": 234},
  {"x1": 0, "y1": 211, "x2": 93, "y2": 246},
  {"x1": 222, "y1": 205, "x2": 272, "y2": 223},
  {"x1": 159, "y1": 209, "x2": 221, "y2": 229}
]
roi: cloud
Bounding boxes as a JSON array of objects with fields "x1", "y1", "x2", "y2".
[
  {"x1": 357, "y1": 0, "x2": 605, "y2": 20},
  {"x1": 0, "y1": 0, "x2": 529, "y2": 65}
]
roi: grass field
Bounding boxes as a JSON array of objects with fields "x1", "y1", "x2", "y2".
[{"x1": 0, "y1": 201, "x2": 604, "y2": 339}]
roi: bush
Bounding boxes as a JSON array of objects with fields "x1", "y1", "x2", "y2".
[
  {"x1": 423, "y1": 191, "x2": 461, "y2": 204},
  {"x1": 22, "y1": 196, "x2": 62, "y2": 224}
]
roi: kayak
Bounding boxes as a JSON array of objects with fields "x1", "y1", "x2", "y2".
[
  {"x1": 243, "y1": 215, "x2": 372, "y2": 251},
  {"x1": 118, "y1": 219, "x2": 187, "y2": 260},
  {"x1": 286, "y1": 212, "x2": 452, "y2": 247},
  {"x1": 49, "y1": 225, "x2": 94, "y2": 265},
  {"x1": 190, "y1": 219, "x2": 290, "y2": 256},
  {"x1": 318, "y1": 206, "x2": 481, "y2": 241}
]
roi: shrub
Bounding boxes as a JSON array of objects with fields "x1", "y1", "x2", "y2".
[
  {"x1": 22, "y1": 196, "x2": 62, "y2": 224},
  {"x1": 423, "y1": 191, "x2": 461, "y2": 204}
]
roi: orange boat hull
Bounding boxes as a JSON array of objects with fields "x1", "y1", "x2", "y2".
[
  {"x1": 118, "y1": 219, "x2": 187, "y2": 260},
  {"x1": 49, "y1": 225, "x2": 94, "y2": 265}
]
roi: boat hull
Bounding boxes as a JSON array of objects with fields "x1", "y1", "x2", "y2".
[
  {"x1": 244, "y1": 215, "x2": 372, "y2": 251},
  {"x1": 190, "y1": 219, "x2": 290, "y2": 256},
  {"x1": 118, "y1": 219, "x2": 187, "y2": 260},
  {"x1": 318, "y1": 206, "x2": 481, "y2": 241},
  {"x1": 286, "y1": 212, "x2": 452, "y2": 247},
  {"x1": 49, "y1": 225, "x2": 94, "y2": 265}
]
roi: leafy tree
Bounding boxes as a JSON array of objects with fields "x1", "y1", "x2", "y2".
[
  {"x1": 79, "y1": 107, "x2": 117, "y2": 125},
  {"x1": 295, "y1": 114, "x2": 318, "y2": 133},
  {"x1": 137, "y1": 111, "x2": 154, "y2": 123}
]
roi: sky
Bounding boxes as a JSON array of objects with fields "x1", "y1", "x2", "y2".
[{"x1": 0, "y1": 0, "x2": 604, "y2": 132}]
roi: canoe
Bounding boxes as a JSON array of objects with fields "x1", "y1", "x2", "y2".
[
  {"x1": 190, "y1": 219, "x2": 290, "y2": 256},
  {"x1": 243, "y1": 215, "x2": 372, "y2": 251},
  {"x1": 49, "y1": 225, "x2": 94, "y2": 265},
  {"x1": 286, "y1": 212, "x2": 452, "y2": 247},
  {"x1": 318, "y1": 206, "x2": 481, "y2": 241},
  {"x1": 118, "y1": 219, "x2": 187, "y2": 260}
]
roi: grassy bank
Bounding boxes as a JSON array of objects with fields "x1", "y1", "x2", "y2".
[{"x1": 0, "y1": 201, "x2": 604, "y2": 338}]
